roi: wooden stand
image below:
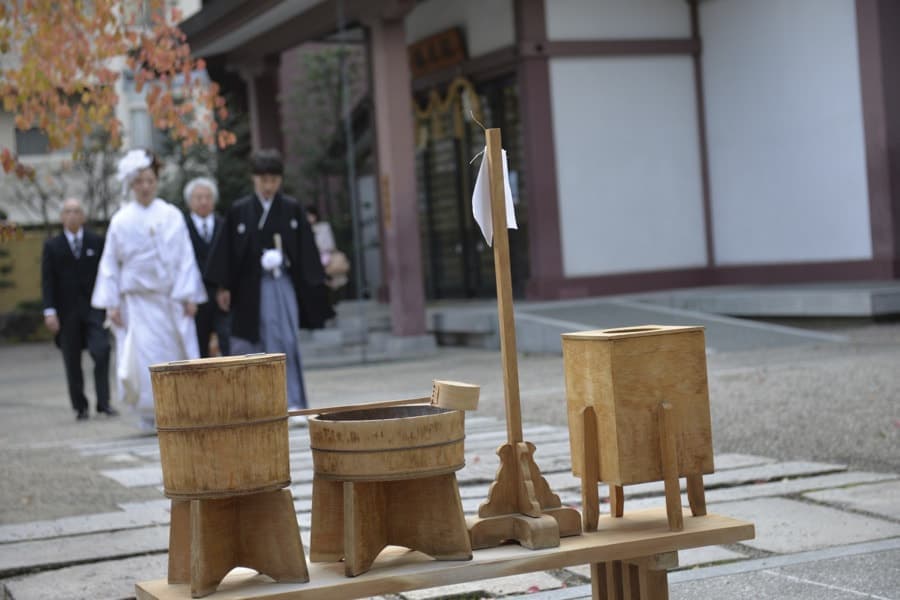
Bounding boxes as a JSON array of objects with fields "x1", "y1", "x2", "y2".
[
  {"x1": 562, "y1": 326, "x2": 714, "y2": 534},
  {"x1": 592, "y1": 551, "x2": 677, "y2": 600},
  {"x1": 310, "y1": 473, "x2": 472, "y2": 576},
  {"x1": 466, "y1": 128, "x2": 581, "y2": 549},
  {"x1": 168, "y1": 489, "x2": 309, "y2": 598},
  {"x1": 138, "y1": 508, "x2": 756, "y2": 600}
]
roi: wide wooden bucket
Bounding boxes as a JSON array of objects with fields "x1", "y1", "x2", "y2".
[
  {"x1": 309, "y1": 405, "x2": 465, "y2": 481},
  {"x1": 149, "y1": 353, "x2": 291, "y2": 500}
]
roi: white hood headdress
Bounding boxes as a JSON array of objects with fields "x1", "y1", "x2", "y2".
[{"x1": 116, "y1": 149, "x2": 152, "y2": 198}]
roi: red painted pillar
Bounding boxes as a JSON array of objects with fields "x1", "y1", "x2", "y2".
[
  {"x1": 368, "y1": 16, "x2": 427, "y2": 336},
  {"x1": 514, "y1": 0, "x2": 566, "y2": 299},
  {"x1": 239, "y1": 57, "x2": 285, "y2": 153},
  {"x1": 856, "y1": 0, "x2": 900, "y2": 276}
]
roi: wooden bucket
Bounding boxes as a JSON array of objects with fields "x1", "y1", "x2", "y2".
[
  {"x1": 309, "y1": 405, "x2": 465, "y2": 481},
  {"x1": 149, "y1": 353, "x2": 291, "y2": 500}
]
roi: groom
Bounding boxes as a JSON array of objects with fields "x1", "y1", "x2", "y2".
[{"x1": 205, "y1": 149, "x2": 333, "y2": 412}]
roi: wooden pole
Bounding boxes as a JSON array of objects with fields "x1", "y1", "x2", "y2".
[
  {"x1": 485, "y1": 128, "x2": 524, "y2": 444},
  {"x1": 467, "y1": 128, "x2": 581, "y2": 550}
]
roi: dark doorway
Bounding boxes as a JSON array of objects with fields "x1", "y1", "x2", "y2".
[{"x1": 415, "y1": 76, "x2": 529, "y2": 299}]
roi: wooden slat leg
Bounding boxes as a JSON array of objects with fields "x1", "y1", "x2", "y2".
[
  {"x1": 638, "y1": 569, "x2": 669, "y2": 600},
  {"x1": 388, "y1": 474, "x2": 472, "y2": 560},
  {"x1": 658, "y1": 402, "x2": 683, "y2": 531},
  {"x1": 167, "y1": 499, "x2": 191, "y2": 584},
  {"x1": 581, "y1": 407, "x2": 600, "y2": 532},
  {"x1": 190, "y1": 498, "x2": 238, "y2": 598},
  {"x1": 629, "y1": 552, "x2": 677, "y2": 600},
  {"x1": 605, "y1": 560, "x2": 624, "y2": 600},
  {"x1": 310, "y1": 476, "x2": 345, "y2": 562},
  {"x1": 591, "y1": 563, "x2": 606, "y2": 600},
  {"x1": 237, "y1": 489, "x2": 309, "y2": 583},
  {"x1": 343, "y1": 481, "x2": 388, "y2": 577},
  {"x1": 686, "y1": 474, "x2": 707, "y2": 516},
  {"x1": 610, "y1": 485, "x2": 625, "y2": 518},
  {"x1": 621, "y1": 562, "x2": 635, "y2": 600}
]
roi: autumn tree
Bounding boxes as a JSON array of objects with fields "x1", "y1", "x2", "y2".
[{"x1": 0, "y1": 0, "x2": 234, "y2": 178}]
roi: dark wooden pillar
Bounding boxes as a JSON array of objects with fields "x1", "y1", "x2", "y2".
[
  {"x1": 240, "y1": 56, "x2": 285, "y2": 153},
  {"x1": 856, "y1": 0, "x2": 900, "y2": 276},
  {"x1": 514, "y1": 0, "x2": 566, "y2": 299},
  {"x1": 368, "y1": 11, "x2": 427, "y2": 335}
]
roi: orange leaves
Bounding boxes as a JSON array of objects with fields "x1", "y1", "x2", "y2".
[
  {"x1": 1, "y1": 149, "x2": 36, "y2": 180},
  {"x1": 0, "y1": 0, "x2": 234, "y2": 178}
]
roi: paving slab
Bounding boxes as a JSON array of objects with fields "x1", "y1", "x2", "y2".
[
  {"x1": 529, "y1": 539, "x2": 900, "y2": 600},
  {"x1": 702, "y1": 471, "x2": 897, "y2": 504},
  {"x1": 399, "y1": 571, "x2": 564, "y2": 599},
  {"x1": 0, "y1": 526, "x2": 169, "y2": 577},
  {"x1": 669, "y1": 548, "x2": 900, "y2": 600},
  {"x1": 671, "y1": 569, "x2": 867, "y2": 600},
  {"x1": 0, "y1": 502, "x2": 170, "y2": 543},
  {"x1": 98, "y1": 464, "x2": 163, "y2": 488},
  {"x1": 805, "y1": 480, "x2": 900, "y2": 521},
  {"x1": 1, "y1": 552, "x2": 168, "y2": 600},
  {"x1": 709, "y1": 497, "x2": 900, "y2": 553},
  {"x1": 625, "y1": 461, "x2": 847, "y2": 498}
]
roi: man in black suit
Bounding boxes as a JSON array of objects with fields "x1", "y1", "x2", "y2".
[
  {"x1": 41, "y1": 198, "x2": 116, "y2": 421},
  {"x1": 183, "y1": 177, "x2": 231, "y2": 357}
]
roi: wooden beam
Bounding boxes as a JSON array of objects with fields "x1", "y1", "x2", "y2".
[{"x1": 137, "y1": 509, "x2": 754, "y2": 600}]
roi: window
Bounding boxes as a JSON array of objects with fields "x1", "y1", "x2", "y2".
[
  {"x1": 15, "y1": 128, "x2": 50, "y2": 156},
  {"x1": 130, "y1": 108, "x2": 154, "y2": 149}
]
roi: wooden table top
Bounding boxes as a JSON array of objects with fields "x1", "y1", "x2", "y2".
[{"x1": 136, "y1": 508, "x2": 754, "y2": 600}]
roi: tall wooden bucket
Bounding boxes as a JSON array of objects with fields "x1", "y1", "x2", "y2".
[{"x1": 149, "y1": 353, "x2": 291, "y2": 500}]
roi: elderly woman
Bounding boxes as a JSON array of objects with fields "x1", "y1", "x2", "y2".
[
  {"x1": 183, "y1": 176, "x2": 231, "y2": 357},
  {"x1": 91, "y1": 149, "x2": 207, "y2": 432}
]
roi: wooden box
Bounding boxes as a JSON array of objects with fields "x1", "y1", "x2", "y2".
[{"x1": 561, "y1": 325, "x2": 714, "y2": 485}]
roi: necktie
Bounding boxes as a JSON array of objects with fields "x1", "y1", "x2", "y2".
[
  {"x1": 72, "y1": 237, "x2": 81, "y2": 259},
  {"x1": 202, "y1": 220, "x2": 210, "y2": 242}
]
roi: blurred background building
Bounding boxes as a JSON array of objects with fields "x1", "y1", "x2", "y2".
[
  {"x1": 180, "y1": 0, "x2": 899, "y2": 337},
  {"x1": 1, "y1": 0, "x2": 897, "y2": 340}
]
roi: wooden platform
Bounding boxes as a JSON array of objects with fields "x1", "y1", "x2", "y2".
[{"x1": 136, "y1": 508, "x2": 754, "y2": 600}]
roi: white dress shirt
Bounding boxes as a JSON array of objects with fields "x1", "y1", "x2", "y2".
[
  {"x1": 190, "y1": 213, "x2": 215, "y2": 243},
  {"x1": 257, "y1": 196, "x2": 274, "y2": 229},
  {"x1": 65, "y1": 228, "x2": 83, "y2": 256}
]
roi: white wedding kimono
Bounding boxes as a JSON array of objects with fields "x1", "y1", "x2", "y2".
[{"x1": 91, "y1": 198, "x2": 207, "y2": 431}]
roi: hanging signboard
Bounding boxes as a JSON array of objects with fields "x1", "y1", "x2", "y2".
[{"x1": 408, "y1": 27, "x2": 468, "y2": 79}]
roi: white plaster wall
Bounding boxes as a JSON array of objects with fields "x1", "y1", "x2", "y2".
[
  {"x1": 545, "y1": 0, "x2": 691, "y2": 40},
  {"x1": 405, "y1": 0, "x2": 514, "y2": 57},
  {"x1": 550, "y1": 56, "x2": 707, "y2": 277},
  {"x1": 701, "y1": 0, "x2": 871, "y2": 264}
]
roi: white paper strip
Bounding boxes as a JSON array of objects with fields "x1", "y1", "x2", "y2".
[{"x1": 472, "y1": 147, "x2": 518, "y2": 246}]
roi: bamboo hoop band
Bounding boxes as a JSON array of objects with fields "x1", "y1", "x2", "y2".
[
  {"x1": 309, "y1": 436, "x2": 465, "y2": 454},
  {"x1": 156, "y1": 415, "x2": 287, "y2": 433}
]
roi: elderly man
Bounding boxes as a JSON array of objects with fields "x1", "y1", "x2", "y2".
[
  {"x1": 41, "y1": 198, "x2": 117, "y2": 420},
  {"x1": 183, "y1": 177, "x2": 231, "y2": 357}
]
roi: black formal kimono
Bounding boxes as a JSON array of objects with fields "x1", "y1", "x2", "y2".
[
  {"x1": 41, "y1": 229, "x2": 111, "y2": 415},
  {"x1": 206, "y1": 192, "x2": 333, "y2": 409},
  {"x1": 184, "y1": 212, "x2": 232, "y2": 357},
  {"x1": 205, "y1": 192, "x2": 334, "y2": 342}
]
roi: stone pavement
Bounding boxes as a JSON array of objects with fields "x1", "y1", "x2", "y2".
[
  {"x1": 1, "y1": 415, "x2": 899, "y2": 600},
  {"x1": 1, "y1": 318, "x2": 899, "y2": 599}
]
